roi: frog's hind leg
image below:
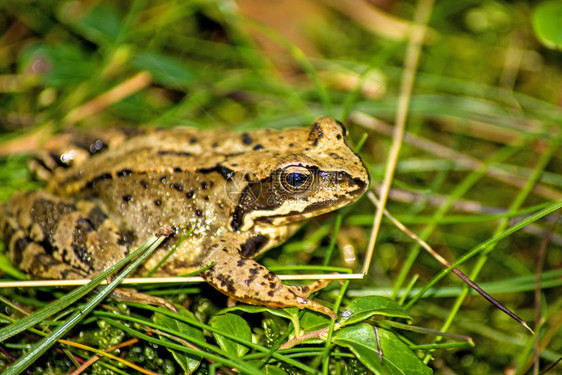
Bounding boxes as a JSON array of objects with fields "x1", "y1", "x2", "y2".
[
  {"x1": 0, "y1": 190, "x2": 127, "y2": 279},
  {"x1": 1, "y1": 191, "x2": 178, "y2": 311},
  {"x1": 201, "y1": 236, "x2": 338, "y2": 319}
]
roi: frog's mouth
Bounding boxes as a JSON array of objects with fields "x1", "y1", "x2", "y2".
[
  {"x1": 265, "y1": 188, "x2": 367, "y2": 225},
  {"x1": 252, "y1": 177, "x2": 368, "y2": 227}
]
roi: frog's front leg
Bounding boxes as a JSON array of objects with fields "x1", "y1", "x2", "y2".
[{"x1": 201, "y1": 235, "x2": 337, "y2": 319}]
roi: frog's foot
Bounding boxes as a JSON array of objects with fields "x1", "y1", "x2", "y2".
[
  {"x1": 110, "y1": 287, "x2": 178, "y2": 312},
  {"x1": 201, "y1": 249, "x2": 337, "y2": 319}
]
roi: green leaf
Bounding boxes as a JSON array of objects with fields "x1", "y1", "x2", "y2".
[
  {"x1": 77, "y1": 3, "x2": 122, "y2": 47},
  {"x1": 132, "y1": 52, "x2": 194, "y2": 87},
  {"x1": 334, "y1": 324, "x2": 432, "y2": 375},
  {"x1": 219, "y1": 305, "x2": 301, "y2": 334},
  {"x1": 341, "y1": 296, "x2": 412, "y2": 326},
  {"x1": 153, "y1": 307, "x2": 205, "y2": 373},
  {"x1": 219, "y1": 304, "x2": 293, "y2": 318},
  {"x1": 532, "y1": 1, "x2": 562, "y2": 49},
  {"x1": 300, "y1": 309, "x2": 331, "y2": 332},
  {"x1": 210, "y1": 313, "x2": 252, "y2": 357}
]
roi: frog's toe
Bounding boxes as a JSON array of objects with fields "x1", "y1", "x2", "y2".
[{"x1": 290, "y1": 294, "x2": 338, "y2": 319}]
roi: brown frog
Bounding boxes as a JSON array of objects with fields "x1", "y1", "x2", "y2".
[{"x1": 0, "y1": 117, "x2": 369, "y2": 317}]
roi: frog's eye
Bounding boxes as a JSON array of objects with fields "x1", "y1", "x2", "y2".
[{"x1": 280, "y1": 166, "x2": 313, "y2": 192}]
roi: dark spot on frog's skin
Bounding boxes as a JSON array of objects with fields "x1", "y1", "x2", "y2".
[
  {"x1": 242, "y1": 133, "x2": 253, "y2": 145},
  {"x1": 253, "y1": 144, "x2": 264, "y2": 151},
  {"x1": 195, "y1": 210, "x2": 203, "y2": 216},
  {"x1": 305, "y1": 147, "x2": 310, "y2": 151},
  {"x1": 204, "y1": 196, "x2": 209, "y2": 201},
  {"x1": 72, "y1": 218, "x2": 94, "y2": 267},
  {"x1": 87, "y1": 206, "x2": 108, "y2": 229},
  {"x1": 330, "y1": 152, "x2": 343, "y2": 160},
  {"x1": 219, "y1": 165, "x2": 235, "y2": 180},
  {"x1": 214, "y1": 273, "x2": 236, "y2": 294},
  {"x1": 268, "y1": 291, "x2": 275, "y2": 297},
  {"x1": 289, "y1": 143, "x2": 294, "y2": 147},
  {"x1": 174, "y1": 167, "x2": 182, "y2": 173},
  {"x1": 154, "y1": 199, "x2": 162, "y2": 206},
  {"x1": 160, "y1": 176, "x2": 167, "y2": 184},
  {"x1": 12, "y1": 237, "x2": 29, "y2": 265},
  {"x1": 199, "y1": 164, "x2": 236, "y2": 181},
  {"x1": 122, "y1": 194, "x2": 132, "y2": 202},
  {"x1": 237, "y1": 259, "x2": 246, "y2": 267},
  {"x1": 269, "y1": 282, "x2": 276, "y2": 289},
  {"x1": 308, "y1": 122, "x2": 324, "y2": 146},
  {"x1": 240, "y1": 235, "x2": 269, "y2": 257},
  {"x1": 140, "y1": 180, "x2": 150, "y2": 189},
  {"x1": 171, "y1": 183, "x2": 183, "y2": 192},
  {"x1": 31, "y1": 156, "x2": 54, "y2": 173},
  {"x1": 336, "y1": 134, "x2": 342, "y2": 140},
  {"x1": 189, "y1": 137, "x2": 197, "y2": 144},
  {"x1": 212, "y1": 142, "x2": 218, "y2": 148},
  {"x1": 118, "y1": 230, "x2": 137, "y2": 246},
  {"x1": 157, "y1": 150, "x2": 192, "y2": 157},
  {"x1": 185, "y1": 189, "x2": 195, "y2": 199},
  {"x1": 86, "y1": 173, "x2": 112, "y2": 189},
  {"x1": 244, "y1": 174, "x2": 251, "y2": 181},
  {"x1": 116, "y1": 169, "x2": 133, "y2": 178},
  {"x1": 201, "y1": 181, "x2": 209, "y2": 190}
]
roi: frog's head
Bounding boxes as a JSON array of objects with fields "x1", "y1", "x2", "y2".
[{"x1": 230, "y1": 117, "x2": 370, "y2": 231}]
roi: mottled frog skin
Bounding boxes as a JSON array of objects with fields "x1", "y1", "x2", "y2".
[{"x1": 0, "y1": 117, "x2": 369, "y2": 317}]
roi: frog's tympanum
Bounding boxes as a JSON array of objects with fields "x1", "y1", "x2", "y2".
[{"x1": 0, "y1": 117, "x2": 369, "y2": 318}]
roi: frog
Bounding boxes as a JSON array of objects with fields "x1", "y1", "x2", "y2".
[{"x1": 0, "y1": 117, "x2": 369, "y2": 318}]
